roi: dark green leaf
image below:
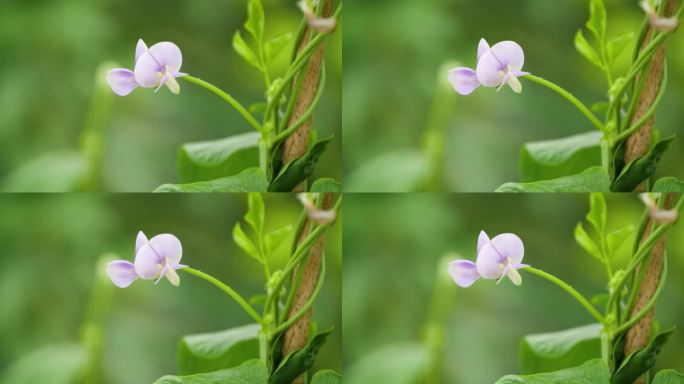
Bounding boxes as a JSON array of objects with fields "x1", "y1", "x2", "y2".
[
  {"x1": 0, "y1": 344, "x2": 87, "y2": 384},
  {"x1": 497, "y1": 359, "x2": 610, "y2": 384},
  {"x1": 310, "y1": 178, "x2": 342, "y2": 192},
  {"x1": 246, "y1": 193, "x2": 265, "y2": 235},
  {"x1": 611, "y1": 328, "x2": 675, "y2": 384},
  {"x1": 520, "y1": 324, "x2": 602, "y2": 374},
  {"x1": 652, "y1": 177, "x2": 684, "y2": 192},
  {"x1": 233, "y1": 222, "x2": 261, "y2": 261},
  {"x1": 587, "y1": 0, "x2": 607, "y2": 43},
  {"x1": 233, "y1": 31, "x2": 261, "y2": 69},
  {"x1": 345, "y1": 343, "x2": 429, "y2": 384},
  {"x1": 611, "y1": 135, "x2": 675, "y2": 192},
  {"x1": 587, "y1": 193, "x2": 607, "y2": 236},
  {"x1": 269, "y1": 328, "x2": 333, "y2": 384},
  {"x1": 245, "y1": 0, "x2": 265, "y2": 43},
  {"x1": 653, "y1": 369, "x2": 684, "y2": 384},
  {"x1": 607, "y1": 32, "x2": 635, "y2": 63},
  {"x1": 265, "y1": 225, "x2": 293, "y2": 255},
  {"x1": 345, "y1": 150, "x2": 429, "y2": 192},
  {"x1": 178, "y1": 324, "x2": 260, "y2": 375},
  {"x1": 496, "y1": 167, "x2": 610, "y2": 192},
  {"x1": 310, "y1": 370, "x2": 341, "y2": 384},
  {"x1": 178, "y1": 132, "x2": 260, "y2": 183},
  {"x1": 265, "y1": 33, "x2": 292, "y2": 64},
  {"x1": 575, "y1": 30, "x2": 603, "y2": 69},
  {"x1": 575, "y1": 222, "x2": 603, "y2": 261},
  {"x1": 269, "y1": 136, "x2": 333, "y2": 192},
  {"x1": 155, "y1": 167, "x2": 268, "y2": 193},
  {"x1": 1, "y1": 151, "x2": 86, "y2": 192},
  {"x1": 520, "y1": 132, "x2": 602, "y2": 182},
  {"x1": 154, "y1": 359, "x2": 268, "y2": 384}
]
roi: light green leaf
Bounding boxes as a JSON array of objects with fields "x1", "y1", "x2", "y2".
[
  {"x1": 607, "y1": 32, "x2": 635, "y2": 63},
  {"x1": 587, "y1": 193, "x2": 607, "y2": 236},
  {"x1": 606, "y1": 225, "x2": 635, "y2": 258},
  {"x1": 233, "y1": 31, "x2": 261, "y2": 69},
  {"x1": 520, "y1": 323, "x2": 602, "y2": 374},
  {"x1": 178, "y1": 324, "x2": 260, "y2": 375},
  {"x1": 310, "y1": 370, "x2": 341, "y2": 384},
  {"x1": 575, "y1": 30, "x2": 603, "y2": 69},
  {"x1": 269, "y1": 136, "x2": 333, "y2": 192},
  {"x1": 345, "y1": 343, "x2": 429, "y2": 384},
  {"x1": 245, "y1": 0, "x2": 265, "y2": 42},
  {"x1": 496, "y1": 167, "x2": 610, "y2": 192},
  {"x1": 0, "y1": 344, "x2": 87, "y2": 384},
  {"x1": 575, "y1": 222, "x2": 603, "y2": 261},
  {"x1": 310, "y1": 178, "x2": 342, "y2": 193},
  {"x1": 270, "y1": 328, "x2": 334, "y2": 384},
  {"x1": 233, "y1": 222, "x2": 261, "y2": 261},
  {"x1": 612, "y1": 328, "x2": 674, "y2": 384},
  {"x1": 653, "y1": 369, "x2": 684, "y2": 384},
  {"x1": 652, "y1": 177, "x2": 684, "y2": 192},
  {"x1": 155, "y1": 168, "x2": 268, "y2": 193},
  {"x1": 1, "y1": 151, "x2": 86, "y2": 192},
  {"x1": 154, "y1": 359, "x2": 268, "y2": 384},
  {"x1": 345, "y1": 150, "x2": 429, "y2": 192},
  {"x1": 611, "y1": 135, "x2": 675, "y2": 192},
  {"x1": 178, "y1": 132, "x2": 260, "y2": 183},
  {"x1": 246, "y1": 193, "x2": 265, "y2": 235},
  {"x1": 497, "y1": 359, "x2": 610, "y2": 384},
  {"x1": 265, "y1": 225, "x2": 293, "y2": 256},
  {"x1": 265, "y1": 33, "x2": 292, "y2": 64},
  {"x1": 587, "y1": 0, "x2": 607, "y2": 43},
  {"x1": 520, "y1": 132, "x2": 602, "y2": 182}
]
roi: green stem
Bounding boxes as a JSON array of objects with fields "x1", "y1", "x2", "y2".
[
  {"x1": 273, "y1": 63, "x2": 326, "y2": 144},
  {"x1": 181, "y1": 75, "x2": 262, "y2": 132},
  {"x1": 272, "y1": 255, "x2": 325, "y2": 336},
  {"x1": 616, "y1": 255, "x2": 668, "y2": 335},
  {"x1": 181, "y1": 267, "x2": 262, "y2": 323},
  {"x1": 524, "y1": 74, "x2": 605, "y2": 132},
  {"x1": 524, "y1": 266, "x2": 605, "y2": 323}
]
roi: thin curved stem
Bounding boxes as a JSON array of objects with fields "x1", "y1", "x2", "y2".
[
  {"x1": 524, "y1": 266, "x2": 605, "y2": 323},
  {"x1": 181, "y1": 267, "x2": 262, "y2": 324},
  {"x1": 524, "y1": 74, "x2": 605, "y2": 132},
  {"x1": 181, "y1": 75, "x2": 262, "y2": 132}
]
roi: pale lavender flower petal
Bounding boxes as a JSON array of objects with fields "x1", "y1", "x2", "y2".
[
  {"x1": 134, "y1": 243, "x2": 163, "y2": 279},
  {"x1": 490, "y1": 41, "x2": 525, "y2": 72},
  {"x1": 134, "y1": 51, "x2": 164, "y2": 88},
  {"x1": 135, "y1": 39, "x2": 148, "y2": 62},
  {"x1": 136, "y1": 231, "x2": 148, "y2": 254},
  {"x1": 148, "y1": 233, "x2": 183, "y2": 266},
  {"x1": 106, "y1": 69, "x2": 138, "y2": 96},
  {"x1": 477, "y1": 230, "x2": 490, "y2": 253},
  {"x1": 448, "y1": 67, "x2": 481, "y2": 95},
  {"x1": 106, "y1": 260, "x2": 138, "y2": 288},
  {"x1": 448, "y1": 260, "x2": 481, "y2": 288},
  {"x1": 476, "y1": 242, "x2": 505, "y2": 279},
  {"x1": 477, "y1": 38, "x2": 490, "y2": 62},
  {"x1": 148, "y1": 42, "x2": 183, "y2": 73},
  {"x1": 490, "y1": 233, "x2": 525, "y2": 265},
  {"x1": 476, "y1": 41, "x2": 525, "y2": 87}
]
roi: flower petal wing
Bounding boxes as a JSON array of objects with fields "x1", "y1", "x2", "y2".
[
  {"x1": 448, "y1": 67, "x2": 481, "y2": 95},
  {"x1": 476, "y1": 242, "x2": 505, "y2": 279},
  {"x1": 490, "y1": 41, "x2": 525, "y2": 72},
  {"x1": 105, "y1": 68, "x2": 138, "y2": 96},
  {"x1": 149, "y1": 42, "x2": 183, "y2": 72},
  {"x1": 149, "y1": 233, "x2": 183, "y2": 265},
  {"x1": 477, "y1": 230, "x2": 490, "y2": 253},
  {"x1": 135, "y1": 39, "x2": 148, "y2": 63},
  {"x1": 477, "y1": 38, "x2": 490, "y2": 62},
  {"x1": 106, "y1": 260, "x2": 138, "y2": 288},
  {"x1": 448, "y1": 260, "x2": 481, "y2": 287},
  {"x1": 134, "y1": 243, "x2": 162, "y2": 279},
  {"x1": 136, "y1": 231, "x2": 148, "y2": 254},
  {"x1": 490, "y1": 233, "x2": 525, "y2": 265},
  {"x1": 134, "y1": 51, "x2": 162, "y2": 88},
  {"x1": 475, "y1": 50, "x2": 504, "y2": 87}
]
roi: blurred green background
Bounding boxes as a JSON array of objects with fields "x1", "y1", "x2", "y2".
[
  {"x1": 0, "y1": 193, "x2": 341, "y2": 383},
  {"x1": 343, "y1": 193, "x2": 684, "y2": 383},
  {"x1": 343, "y1": 0, "x2": 684, "y2": 191},
  {"x1": 0, "y1": 0, "x2": 341, "y2": 192}
]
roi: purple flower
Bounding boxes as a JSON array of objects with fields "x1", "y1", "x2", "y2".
[
  {"x1": 106, "y1": 231, "x2": 186, "y2": 288},
  {"x1": 448, "y1": 231, "x2": 526, "y2": 288},
  {"x1": 106, "y1": 39, "x2": 186, "y2": 96},
  {"x1": 448, "y1": 38, "x2": 528, "y2": 95}
]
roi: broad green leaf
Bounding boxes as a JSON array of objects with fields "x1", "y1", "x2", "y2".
[
  {"x1": 497, "y1": 359, "x2": 610, "y2": 384},
  {"x1": 653, "y1": 369, "x2": 684, "y2": 384},
  {"x1": 520, "y1": 324, "x2": 602, "y2": 374},
  {"x1": 154, "y1": 359, "x2": 268, "y2": 384},
  {"x1": 233, "y1": 222, "x2": 261, "y2": 261},
  {"x1": 269, "y1": 136, "x2": 333, "y2": 192},
  {"x1": 265, "y1": 33, "x2": 293, "y2": 64},
  {"x1": 611, "y1": 328, "x2": 674, "y2": 384},
  {"x1": 575, "y1": 30, "x2": 603, "y2": 69},
  {"x1": 587, "y1": 0, "x2": 607, "y2": 43},
  {"x1": 606, "y1": 225, "x2": 635, "y2": 257},
  {"x1": 310, "y1": 178, "x2": 342, "y2": 192},
  {"x1": 575, "y1": 222, "x2": 603, "y2": 262},
  {"x1": 178, "y1": 324, "x2": 260, "y2": 375},
  {"x1": 0, "y1": 343, "x2": 87, "y2": 384},
  {"x1": 155, "y1": 168, "x2": 268, "y2": 193},
  {"x1": 587, "y1": 193, "x2": 607, "y2": 236},
  {"x1": 270, "y1": 328, "x2": 334, "y2": 384},
  {"x1": 496, "y1": 167, "x2": 610, "y2": 192},
  {"x1": 310, "y1": 370, "x2": 341, "y2": 384},
  {"x1": 246, "y1": 193, "x2": 265, "y2": 235},
  {"x1": 233, "y1": 31, "x2": 261, "y2": 69},
  {"x1": 607, "y1": 32, "x2": 635, "y2": 63},
  {"x1": 245, "y1": 0, "x2": 265, "y2": 43},
  {"x1": 178, "y1": 132, "x2": 260, "y2": 183},
  {"x1": 345, "y1": 150, "x2": 429, "y2": 192},
  {"x1": 652, "y1": 177, "x2": 684, "y2": 192},
  {"x1": 520, "y1": 131, "x2": 602, "y2": 182},
  {"x1": 345, "y1": 343, "x2": 429, "y2": 384},
  {"x1": 265, "y1": 225, "x2": 293, "y2": 255},
  {"x1": 1, "y1": 151, "x2": 86, "y2": 192},
  {"x1": 611, "y1": 135, "x2": 675, "y2": 192}
]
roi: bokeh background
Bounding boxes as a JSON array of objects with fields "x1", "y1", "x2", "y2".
[
  {"x1": 343, "y1": 0, "x2": 684, "y2": 191},
  {"x1": 0, "y1": 194, "x2": 341, "y2": 383},
  {"x1": 0, "y1": 0, "x2": 341, "y2": 192},
  {"x1": 343, "y1": 194, "x2": 684, "y2": 383}
]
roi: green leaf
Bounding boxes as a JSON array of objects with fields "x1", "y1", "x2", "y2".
[
  {"x1": 611, "y1": 328, "x2": 675, "y2": 384},
  {"x1": 345, "y1": 150, "x2": 429, "y2": 192},
  {"x1": 520, "y1": 132, "x2": 602, "y2": 182},
  {"x1": 310, "y1": 178, "x2": 342, "y2": 192},
  {"x1": 246, "y1": 193, "x2": 265, "y2": 235},
  {"x1": 345, "y1": 343, "x2": 429, "y2": 384},
  {"x1": 178, "y1": 324, "x2": 260, "y2": 375},
  {"x1": 269, "y1": 328, "x2": 334, "y2": 384},
  {"x1": 310, "y1": 370, "x2": 341, "y2": 384},
  {"x1": 587, "y1": 0, "x2": 607, "y2": 43},
  {"x1": 653, "y1": 369, "x2": 684, "y2": 384},
  {"x1": 265, "y1": 33, "x2": 292, "y2": 65},
  {"x1": 607, "y1": 32, "x2": 635, "y2": 63},
  {"x1": 611, "y1": 135, "x2": 675, "y2": 192},
  {"x1": 155, "y1": 168, "x2": 268, "y2": 193},
  {"x1": 154, "y1": 359, "x2": 268, "y2": 384},
  {"x1": 520, "y1": 323, "x2": 602, "y2": 374},
  {"x1": 178, "y1": 132, "x2": 260, "y2": 183},
  {"x1": 587, "y1": 193, "x2": 607, "y2": 236},
  {"x1": 269, "y1": 136, "x2": 333, "y2": 192},
  {"x1": 233, "y1": 222, "x2": 261, "y2": 261},
  {"x1": 265, "y1": 225, "x2": 293, "y2": 256},
  {"x1": 233, "y1": 31, "x2": 261, "y2": 69},
  {"x1": 245, "y1": 0, "x2": 265, "y2": 43},
  {"x1": 0, "y1": 344, "x2": 87, "y2": 384},
  {"x1": 575, "y1": 30, "x2": 603, "y2": 69},
  {"x1": 652, "y1": 177, "x2": 684, "y2": 192},
  {"x1": 496, "y1": 167, "x2": 610, "y2": 192},
  {"x1": 575, "y1": 222, "x2": 603, "y2": 262},
  {"x1": 1, "y1": 151, "x2": 86, "y2": 192},
  {"x1": 606, "y1": 225, "x2": 635, "y2": 258},
  {"x1": 497, "y1": 359, "x2": 610, "y2": 384}
]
